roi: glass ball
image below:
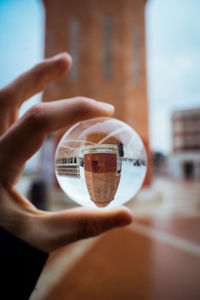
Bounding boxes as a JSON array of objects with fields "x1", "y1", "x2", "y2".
[{"x1": 55, "y1": 117, "x2": 147, "y2": 209}]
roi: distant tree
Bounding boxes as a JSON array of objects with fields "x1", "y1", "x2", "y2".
[{"x1": 152, "y1": 151, "x2": 166, "y2": 168}]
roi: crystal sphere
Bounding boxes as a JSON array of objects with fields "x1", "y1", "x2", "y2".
[{"x1": 55, "y1": 117, "x2": 147, "y2": 209}]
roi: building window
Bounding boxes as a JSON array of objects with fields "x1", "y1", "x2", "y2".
[
  {"x1": 106, "y1": 187, "x2": 110, "y2": 198},
  {"x1": 174, "y1": 121, "x2": 183, "y2": 133},
  {"x1": 46, "y1": 31, "x2": 54, "y2": 57},
  {"x1": 68, "y1": 18, "x2": 79, "y2": 82},
  {"x1": 174, "y1": 136, "x2": 183, "y2": 148},
  {"x1": 103, "y1": 17, "x2": 112, "y2": 79},
  {"x1": 132, "y1": 27, "x2": 140, "y2": 87},
  {"x1": 97, "y1": 187, "x2": 101, "y2": 198}
]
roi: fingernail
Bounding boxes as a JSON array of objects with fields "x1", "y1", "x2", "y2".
[
  {"x1": 53, "y1": 52, "x2": 72, "y2": 63},
  {"x1": 100, "y1": 102, "x2": 115, "y2": 111}
]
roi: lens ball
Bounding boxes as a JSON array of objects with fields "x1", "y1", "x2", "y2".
[{"x1": 55, "y1": 117, "x2": 147, "y2": 209}]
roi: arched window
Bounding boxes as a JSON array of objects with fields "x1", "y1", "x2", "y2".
[
  {"x1": 132, "y1": 27, "x2": 140, "y2": 87},
  {"x1": 103, "y1": 17, "x2": 112, "y2": 79},
  {"x1": 68, "y1": 18, "x2": 79, "y2": 82}
]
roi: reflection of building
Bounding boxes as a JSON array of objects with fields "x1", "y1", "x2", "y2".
[
  {"x1": 56, "y1": 157, "x2": 81, "y2": 178},
  {"x1": 169, "y1": 108, "x2": 200, "y2": 179},
  {"x1": 56, "y1": 144, "x2": 123, "y2": 207},
  {"x1": 84, "y1": 152, "x2": 121, "y2": 207},
  {"x1": 42, "y1": 0, "x2": 151, "y2": 186}
]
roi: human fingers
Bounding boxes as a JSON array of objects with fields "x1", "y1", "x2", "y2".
[
  {"x1": 0, "y1": 98, "x2": 114, "y2": 185},
  {"x1": 0, "y1": 53, "x2": 71, "y2": 136},
  {"x1": 0, "y1": 106, "x2": 18, "y2": 136},
  {"x1": 0, "y1": 53, "x2": 72, "y2": 108},
  {"x1": 31, "y1": 207, "x2": 133, "y2": 253}
]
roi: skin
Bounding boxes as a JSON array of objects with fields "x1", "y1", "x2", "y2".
[{"x1": 0, "y1": 53, "x2": 133, "y2": 253}]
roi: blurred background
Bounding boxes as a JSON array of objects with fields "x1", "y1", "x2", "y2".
[{"x1": 0, "y1": 0, "x2": 200, "y2": 299}]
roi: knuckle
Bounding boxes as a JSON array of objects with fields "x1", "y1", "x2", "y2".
[
  {"x1": 0, "y1": 88, "x2": 15, "y2": 107},
  {"x1": 77, "y1": 218, "x2": 100, "y2": 240},
  {"x1": 24, "y1": 103, "x2": 46, "y2": 129},
  {"x1": 31, "y1": 61, "x2": 52, "y2": 91},
  {"x1": 32, "y1": 64, "x2": 46, "y2": 90},
  {"x1": 74, "y1": 97, "x2": 93, "y2": 112},
  {"x1": 32, "y1": 56, "x2": 69, "y2": 91}
]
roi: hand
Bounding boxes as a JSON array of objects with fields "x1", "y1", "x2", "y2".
[{"x1": 0, "y1": 53, "x2": 133, "y2": 253}]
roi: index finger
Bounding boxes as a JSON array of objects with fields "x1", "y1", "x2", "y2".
[
  {"x1": 0, "y1": 97, "x2": 114, "y2": 185},
  {"x1": 0, "y1": 53, "x2": 72, "y2": 107}
]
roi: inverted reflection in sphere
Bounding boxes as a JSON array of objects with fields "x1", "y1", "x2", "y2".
[{"x1": 55, "y1": 117, "x2": 147, "y2": 209}]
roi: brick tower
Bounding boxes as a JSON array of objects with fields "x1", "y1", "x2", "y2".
[{"x1": 42, "y1": 0, "x2": 151, "y2": 185}]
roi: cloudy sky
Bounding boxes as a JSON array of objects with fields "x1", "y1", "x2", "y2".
[
  {"x1": 146, "y1": 0, "x2": 200, "y2": 153},
  {"x1": 0, "y1": 0, "x2": 200, "y2": 155}
]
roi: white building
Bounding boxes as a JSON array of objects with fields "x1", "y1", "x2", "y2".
[{"x1": 168, "y1": 108, "x2": 200, "y2": 179}]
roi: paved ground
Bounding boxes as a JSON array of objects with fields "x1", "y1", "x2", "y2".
[{"x1": 30, "y1": 178, "x2": 200, "y2": 300}]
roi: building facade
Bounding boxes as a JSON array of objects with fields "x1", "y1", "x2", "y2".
[
  {"x1": 169, "y1": 108, "x2": 200, "y2": 179},
  {"x1": 42, "y1": 0, "x2": 150, "y2": 185}
]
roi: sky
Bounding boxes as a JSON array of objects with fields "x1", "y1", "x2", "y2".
[
  {"x1": 146, "y1": 0, "x2": 200, "y2": 153},
  {"x1": 0, "y1": 0, "x2": 200, "y2": 156}
]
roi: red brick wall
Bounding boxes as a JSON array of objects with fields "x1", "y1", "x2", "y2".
[{"x1": 42, "y1": 0, "x2": 151, "y2": 186}]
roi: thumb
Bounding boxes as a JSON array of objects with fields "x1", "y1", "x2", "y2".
[{"x1": 37, "y1": 207, "x2": 133, "y2": 253}]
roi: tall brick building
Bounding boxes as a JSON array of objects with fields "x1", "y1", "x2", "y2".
[{"x1": 42, "y1": 0, "x2": 150, "y2": 185}]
